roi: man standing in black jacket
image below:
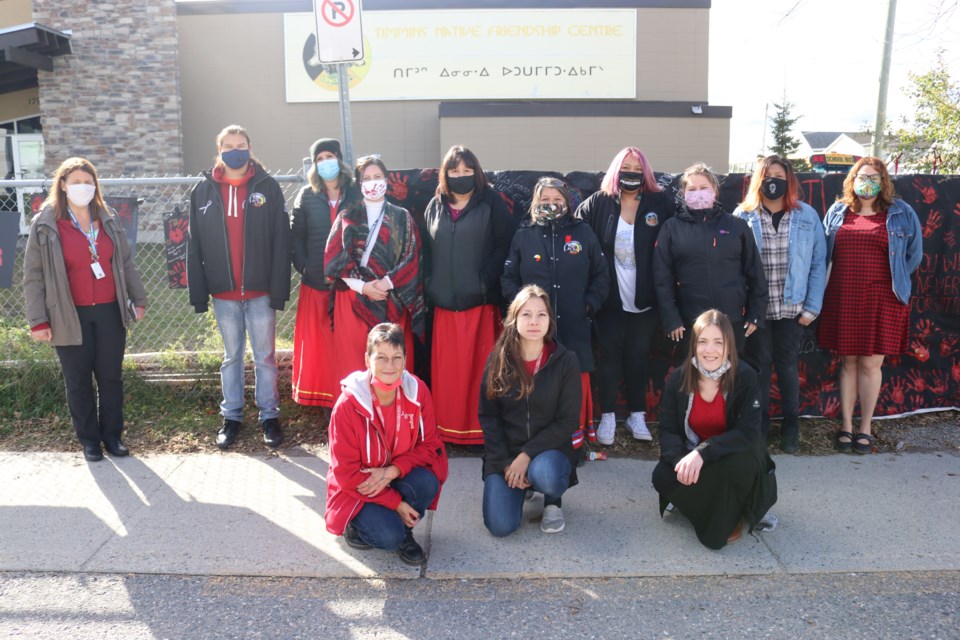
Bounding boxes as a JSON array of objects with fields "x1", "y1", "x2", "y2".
[{"x1": 187, "y1": 125, "x2": 291, "y2": 450}]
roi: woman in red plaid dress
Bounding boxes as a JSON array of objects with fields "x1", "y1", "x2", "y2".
[{"x1": 817, "y1": 158, "x2": 923, "y2": 454}]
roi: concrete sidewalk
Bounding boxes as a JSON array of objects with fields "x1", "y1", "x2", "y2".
[{"x1": 1, "y1": 450, "x2": 958, "y2": 579}]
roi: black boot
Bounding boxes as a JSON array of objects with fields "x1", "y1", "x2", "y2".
[{"x1": 780, "y1": 419, "x2": 799, "y2": 454}]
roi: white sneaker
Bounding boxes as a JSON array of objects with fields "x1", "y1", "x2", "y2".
[
  {"x1": 627, "y1": 412, "x2": 652, "y2": 441},
  {"x1": 541, "y1": 504, "x2": 565, "y2": 533},
  {"x1": 596, "y1": 413, "x2": 616, "y2": 445}
]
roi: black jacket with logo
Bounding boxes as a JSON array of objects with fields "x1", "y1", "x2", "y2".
[
  {"x1": 653, "y1": 203, "x2": 767, "y2": 333},
  {"x1": 187, "y1": 163, "x2": 291, "y2": 312},
  {"x1": 577, "y1": 188, "x2": 674, "y2": 313},
  {"x1": 421, "y1": 186, "x2": 516, "y2": 310},
  {"x1": 502, "y1": 215, "x2": 609, "y2": 372}
]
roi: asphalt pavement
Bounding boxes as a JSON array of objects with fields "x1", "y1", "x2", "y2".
[{"x1": 2, "y1": 449, "x2": 959, "y2": 580}]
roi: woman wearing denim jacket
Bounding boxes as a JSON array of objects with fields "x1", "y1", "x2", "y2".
[
  {"x1": 734, "y1": 156, "x2": 827, "y2": 453},
  {"x1": 817, "y1": 157, "x2": 923, "y2": 454}
]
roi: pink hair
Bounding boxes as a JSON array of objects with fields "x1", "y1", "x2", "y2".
[{"x1": 599, "y1": 147, "x2": 662, "y2": 196}]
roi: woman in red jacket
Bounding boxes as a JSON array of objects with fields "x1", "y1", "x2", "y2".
[{"x1": 325, "y1": 323, "x2": 448, "y2": 566}]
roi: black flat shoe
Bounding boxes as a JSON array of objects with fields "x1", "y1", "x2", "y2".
[
  {"x1": 834, "y1": 430, "x2": 854, "y2": 453},
  {"x1": 83, "y1": 444, "x2": 103, "y2": 462},
  {"x1": 853, "y1": 432, "x2": 874, "y2": 455},
  {"x1": 343, "y1": 524, "x2": 372, "y2": 550},
  {"x1": 780, "y1": 425, "x2": 799, "y2": 454},
  {"x1": 397, "y1": 530, "x2": 424, "y2": 566},
  {"x1": 217, "y1": 419, "x2": 241, "y2": 450},
  {"x1": 261, "y1": 418, "x2": 283, "y2": 449},
  {"x1": 104, "y1": 440, "x2": 129, "y2": 457}
]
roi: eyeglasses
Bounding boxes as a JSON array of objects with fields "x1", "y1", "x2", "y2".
[{"x1": 854, "y1": 174, "x2": 882, "y2": 184}]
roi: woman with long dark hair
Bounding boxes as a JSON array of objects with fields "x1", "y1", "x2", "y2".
[
  {"x1": 734, "y1": 155, "x2": 827, "y2": 453},
  {"x1": 479, "y1": 285, "x2": 581, "y2": 536},
  {"x1": 422, "y1": 145, "x2": 516, "y2": 445}
]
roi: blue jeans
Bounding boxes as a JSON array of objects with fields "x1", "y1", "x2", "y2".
[
  {"x1": 212, "y1": 296, "x2": 279, "y2": 422},
  {"x1": 483, "y1": 449, "x2": 572, "y2": 537},
  {"x1": 350, "y1": 467, "x2": 440, "y2": 550}
]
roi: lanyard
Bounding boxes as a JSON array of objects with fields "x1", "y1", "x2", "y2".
[
  {"x1": 68, "y1": 209, "x2": 99, "y2": 261},
  {"x1": 371, "y1": 389, "x2": 402, "y2": 460}
]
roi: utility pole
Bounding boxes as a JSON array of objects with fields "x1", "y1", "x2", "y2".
[
  {"x1": 872, "y1": 0, "x2": 897, "y2": 158},
  {"x1": 760, "y1": 102, "x2": 769, "y2": 157}
]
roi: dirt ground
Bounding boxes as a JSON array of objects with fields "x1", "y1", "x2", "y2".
[{"x1": 3, "y1": 408, "x2": 957, "y2": 460}]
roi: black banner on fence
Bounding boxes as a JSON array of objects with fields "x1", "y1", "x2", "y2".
[
  {"x1": 371, "y1": 170, "x2": 960, "y2": 417},
  {"x1": 164, "y1": 205, "x2": 189, "y2": 289},
  {"x1": 0, "y1": 210, "x2": 19, "y2": 289}
]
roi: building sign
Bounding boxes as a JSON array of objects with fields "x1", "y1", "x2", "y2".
[{"x1": 284, "y1": 9, "x2": 637, "y2": 102}]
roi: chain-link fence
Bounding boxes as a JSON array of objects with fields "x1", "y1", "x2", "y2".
[{"x1": 0, "y1": 172, "x2": 307, "y2": 382}]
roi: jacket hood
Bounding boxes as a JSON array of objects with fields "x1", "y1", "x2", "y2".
[
  {"x1": 340, "y1": 369, "x2": 422, "y2": 418},
  {"x1": 33, "y1": 204, "x2": 118, "y2": 230}
]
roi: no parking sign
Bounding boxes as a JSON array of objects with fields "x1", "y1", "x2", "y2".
[{"x1": 313, "y1": 0, "x2": 365, "y2": 63}]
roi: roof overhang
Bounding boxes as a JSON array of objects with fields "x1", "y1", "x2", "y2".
[{"x1": 0, "y1": 23, "x2": 72, "y2": 95}]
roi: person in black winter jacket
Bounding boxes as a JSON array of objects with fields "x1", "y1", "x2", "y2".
[
  {"x1": 290, "y1": 138, "x2": 361, "y2": 408},
  {"x1": 187, "y1": 125, "x2": 291, "y2": 450},
  {"x1": 422, "y1": 145, "x2": 517, "y2": 445},
  {"x1": 652, "y1": 309, "x2": 777, "y2": 550},
  {"x1": 480, "y1": 285, "x2": 581, "y2": 536},
  {"x1": 653, "y1": 162, "x2": 767, "y2": 356},
  {"x1": 578, "y1": 147, "x2": 674, "y2": 446},
  {"x1": 502, "y1": 177, "x2": 609, "y2": 447}
]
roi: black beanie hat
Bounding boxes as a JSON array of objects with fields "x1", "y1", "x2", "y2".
[{"x1": 310, "y1": 138, "x2": 342, "y2": 161}]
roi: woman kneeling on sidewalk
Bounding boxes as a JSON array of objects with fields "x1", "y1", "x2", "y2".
[
  {"x1": 325, "y1": 323, "x2": 448, "y2": 566},
  {"x1": 479, "y1": 285, "x2": 581, "y2": 536},
  {"x1": 652, "y1": 309, "x2": 777, "y2": 549}
]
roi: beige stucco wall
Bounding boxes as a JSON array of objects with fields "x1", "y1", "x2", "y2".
[
  {"x1": 441, "y1": 115, "x2": 728, "y2": 174},
  {"x1": 178, "y1": 7, "x2": 718, "y2": 174},
  {"x1": 0, "y1": 88, "x2": 39, "y2": 123},
  {"x1": 0, "y1": 0, "x2": 33, "y2": 28}
]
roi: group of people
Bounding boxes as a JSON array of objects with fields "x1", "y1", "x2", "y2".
[{"x1": 23, "y1": 125, "x2": 923, "y2": 557}]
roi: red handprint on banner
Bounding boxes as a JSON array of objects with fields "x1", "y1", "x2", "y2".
[
  {"x1": 912, "y1": 177, "x2": 938, "y2": 204},
  {"x1": 910, "y1": 340, "x2": 930, "y2": 363},
  {"x1": 951, "y1": 359, "x2": 960, "y2": 383},
  {"x1": 922, "y1": 210, "x2": 942, "y2": 239},
  {"x1": 388, "y1": 172, "x2": 409, "y2": 201},
  {"x1": 945, "y1": 231, "x2": 957, "y2": 249},
  {"x1": 887, "y1": 377, "x2": 907, "y2": 405},
  {"x1": 941, "y1": 335, "x2": 959, "y2": 358},
  {"x1": 821, "y1": 395, "x2": 840, "y2": 418},
  {"x1": 914, "y1": 318, "x2": 934, "y2": 339},
  {"x1": 906, "y1": 370, "x2": 928, "y2": 393}
]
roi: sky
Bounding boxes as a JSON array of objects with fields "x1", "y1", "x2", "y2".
[{"x1": 709, "y1": 0, "x2": 960, "y2": 163}]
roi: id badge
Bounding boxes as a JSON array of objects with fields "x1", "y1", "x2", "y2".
[{"x1": 91, "y1": 262, "x2": 106, "y2": 279}]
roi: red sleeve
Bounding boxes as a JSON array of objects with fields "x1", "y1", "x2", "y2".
[
  {"x1": 328, "y1": 398, "x2": 402, "y2": 510},
  {"x1": 31, "y1": 322, "x2": 51, "y2": 332},
  {"x1": 390, "y1": 381, "x2": 445, "y2": 476}
]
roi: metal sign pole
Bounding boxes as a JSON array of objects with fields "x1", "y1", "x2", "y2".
[{"x1": 336, "y1": 63, "x2": 355, "y2": 167}]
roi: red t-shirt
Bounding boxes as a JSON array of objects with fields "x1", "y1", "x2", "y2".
[
  {"x1": 689, "y1": 391, "x2": 727, "y2": 441},
  {"x1": 211, "y1": 164, "x2": 267, "y2": 301},
  {"x1": 56, "y1": 218, "x2": 118, "y2": 307},
  {"x1": 523, "y1": 341, "x2": 557, "y2": 377}
]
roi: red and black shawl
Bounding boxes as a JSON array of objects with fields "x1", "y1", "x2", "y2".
[{"x1": 323, "y1": 201, "x2": 425, "y2": 338}]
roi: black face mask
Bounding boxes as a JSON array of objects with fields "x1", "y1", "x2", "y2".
[
  {"x1": 618, "y1": 171, "x2": 645, "y2": 192},
  {"x1": 447, "y1": 175, "x2": 476, "y2": 195},
  {"x1": 761, "y1": 177, "x2": 788, "y2": 200}
]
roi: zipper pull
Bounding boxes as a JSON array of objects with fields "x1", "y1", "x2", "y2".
[{"x1": 713, "y1": 237, "x2": 717, "y2": 248}]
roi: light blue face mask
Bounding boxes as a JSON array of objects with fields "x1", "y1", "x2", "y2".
[{"x1": 316, "y1": 158, "x2": 341, "y2": 181}]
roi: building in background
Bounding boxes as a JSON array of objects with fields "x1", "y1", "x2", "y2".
[{"x1": 1, "y1": 0, "x2": 730, "y2": 203}]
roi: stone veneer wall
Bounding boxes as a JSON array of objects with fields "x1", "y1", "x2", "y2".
[{"x1": 33, "y1": 0, "x2": 183, "y2": 176}]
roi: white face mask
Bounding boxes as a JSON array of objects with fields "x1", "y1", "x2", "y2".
[
  {"x1": 361, "y1": 178, "x2": 388, "y2": 201},
  {"x1": 66, "y1": 183, "x2": 97, "y2": 208}
]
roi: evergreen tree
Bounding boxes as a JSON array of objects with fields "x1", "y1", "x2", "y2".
[{"x1": 768, "y1": 97, "x2": 802, "y2": 158}]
